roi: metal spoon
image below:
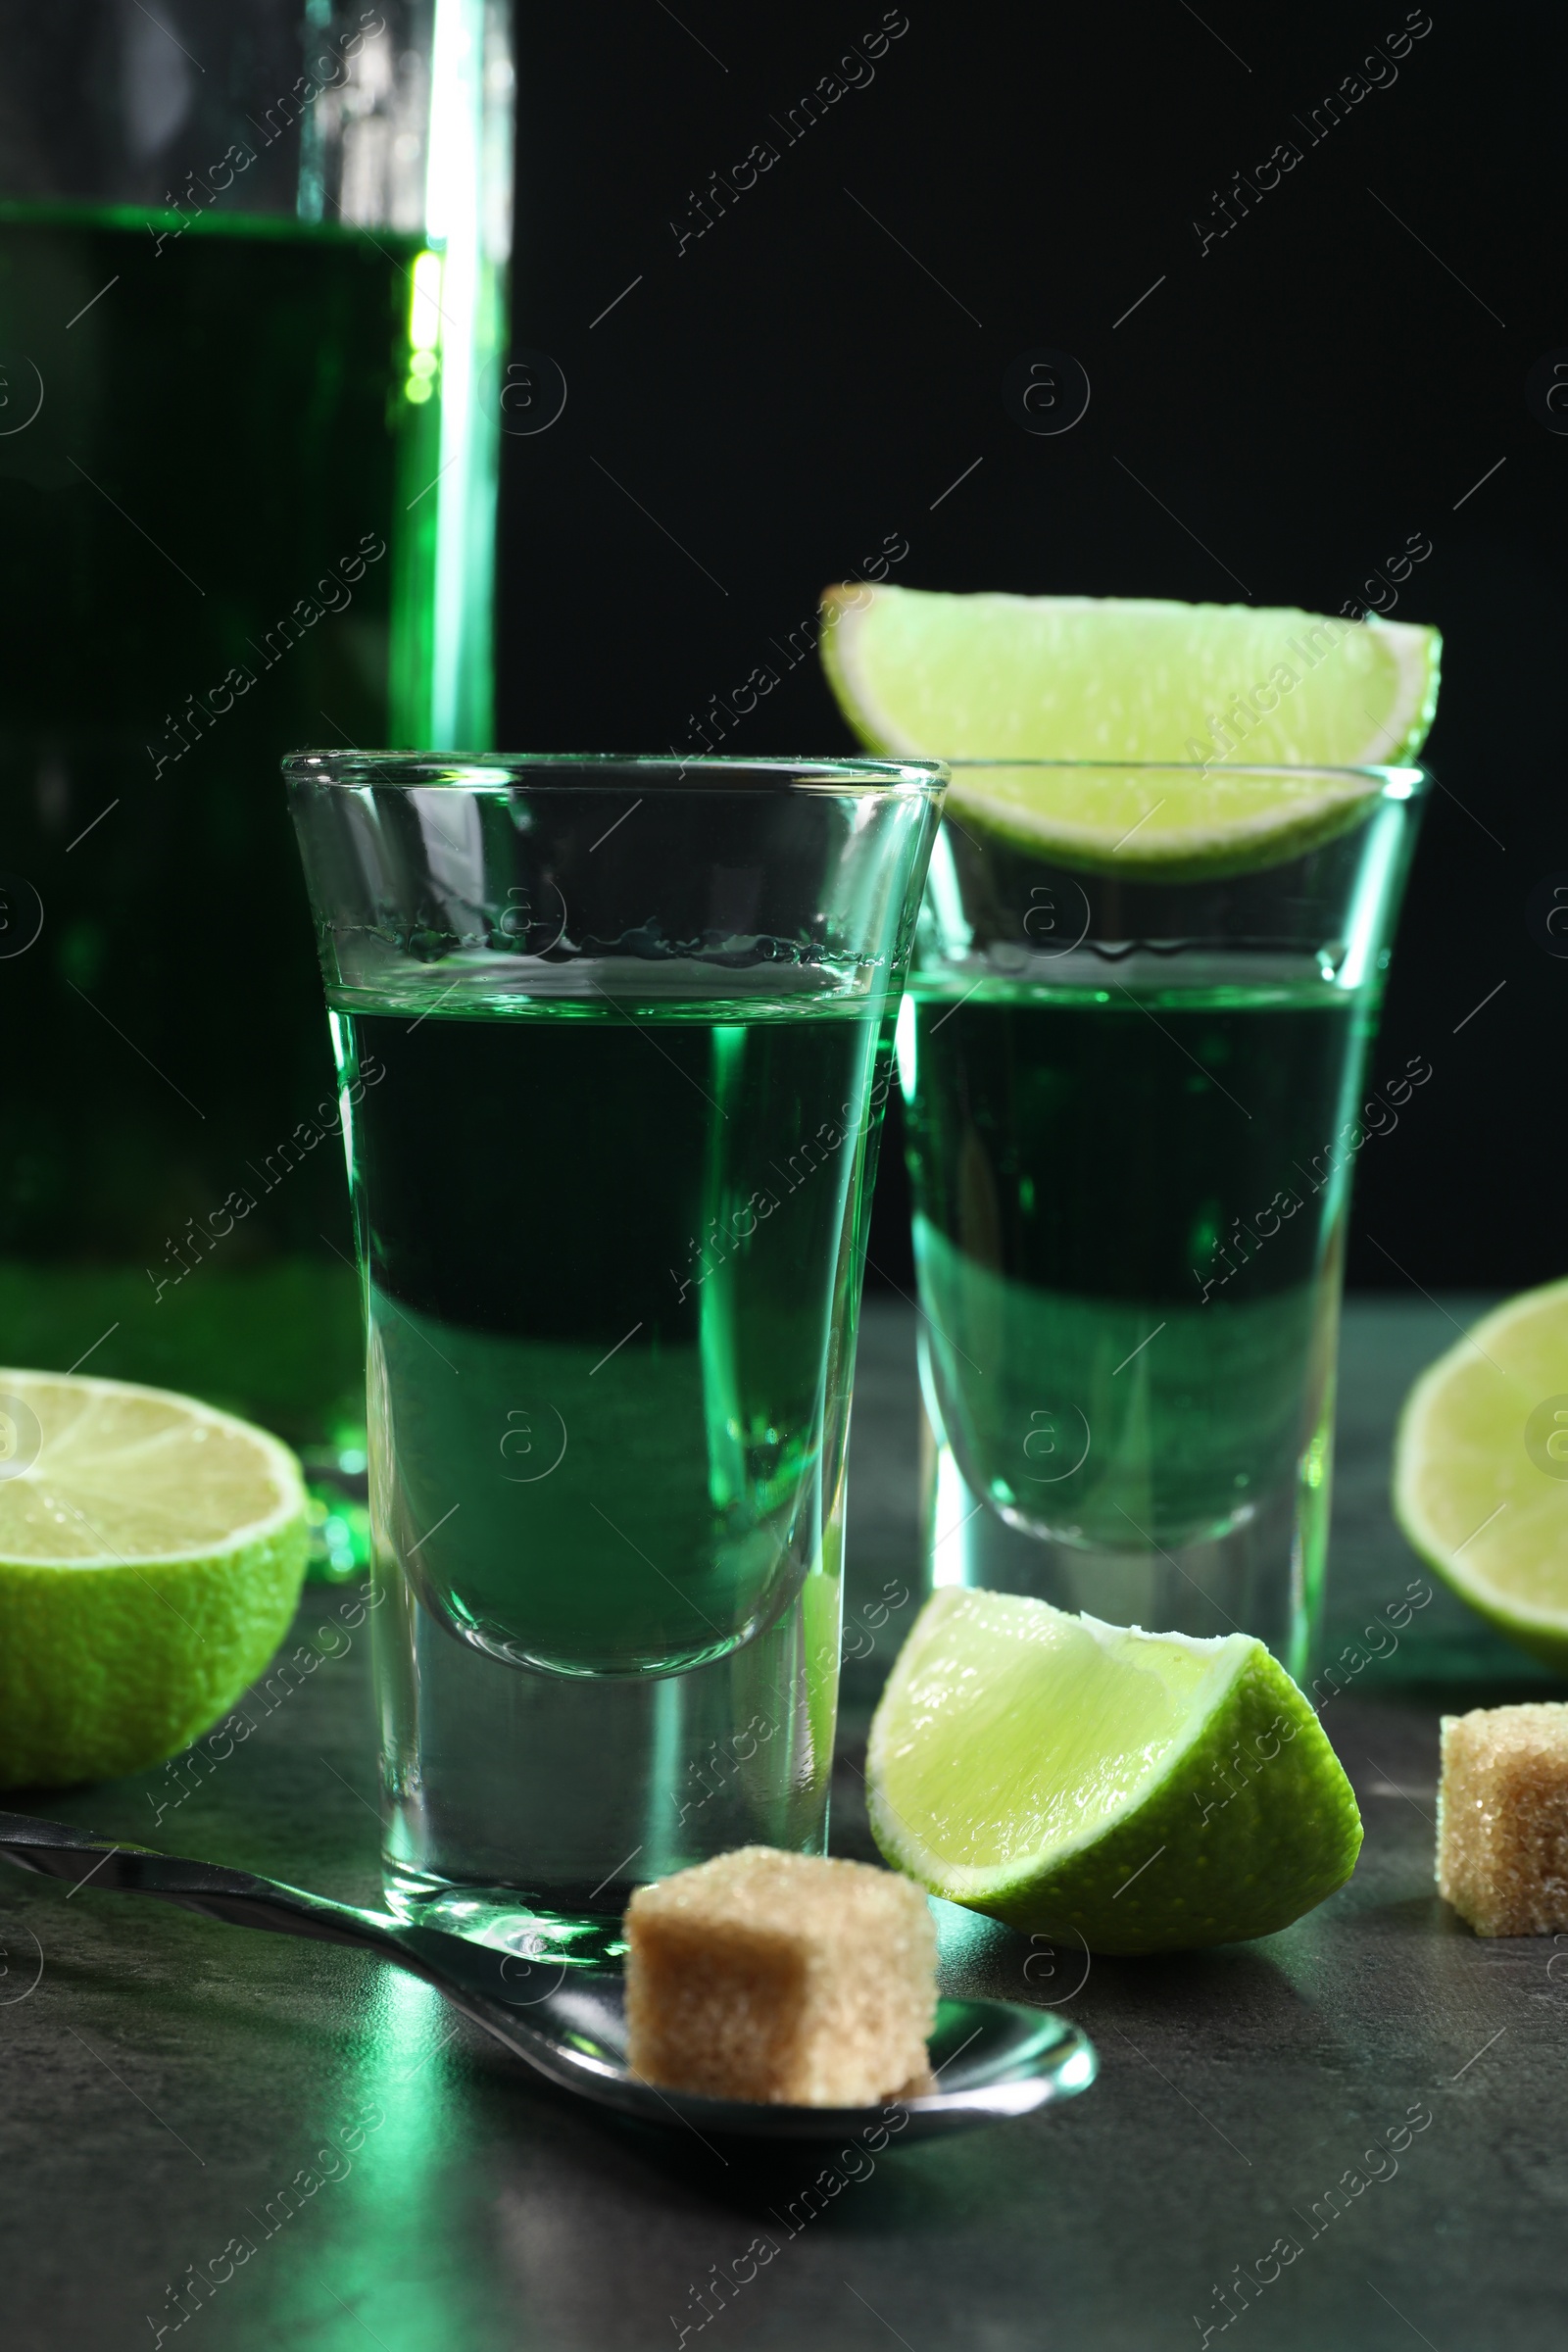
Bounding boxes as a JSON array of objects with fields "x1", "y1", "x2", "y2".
[{"x1": 0, "y1": 1809, "x2": 1096, "y2": 2142}]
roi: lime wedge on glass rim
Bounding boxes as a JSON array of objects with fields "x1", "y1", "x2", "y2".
[
  {"x1": 1395, "y1": 1280, "x2": 1568, "y2": 1674},
  {"x1": 0, "y1": 1370, "x2": 308, "y2": 1787},
  {"x1": 867, "y1": 1588, "x2": 1362, "y2": 1955},
  {"x1": 819, "y1": 586, "x2": 1441, "y2": 876}
]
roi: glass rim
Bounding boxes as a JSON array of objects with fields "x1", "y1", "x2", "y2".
[
  {"x1": 941, "y1": 759, "x2": 1428, "y2": 795},
  {"x1": 282, "y1": 751, "x2": 948, "y2": 797}
]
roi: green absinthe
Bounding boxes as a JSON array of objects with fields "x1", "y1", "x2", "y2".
[
  {"x1": 0, "y1": 204, "x2": 494, "y2": 1442},
  {"x1": 336, "y1": 993, "x2": 887, "y2": 1679},
  {"x1": 901, "y1": 965, "x2": 1373, "y2": 1554}
]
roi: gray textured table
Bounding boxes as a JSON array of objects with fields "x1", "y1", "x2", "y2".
[{"x1": 3, "y1": 1298, "x2": 1562, "y2": 2352}]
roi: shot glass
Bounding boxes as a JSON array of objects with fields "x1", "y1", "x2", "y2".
[
  {"x1": 287, "y1": 753, "x2": 944, "y2": 1963},
  {"x1": 900, "y1": 763, "x2": 1428, "y2": 1680}
]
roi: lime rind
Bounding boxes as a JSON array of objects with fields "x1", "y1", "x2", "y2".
[
  {"x1": 0, "y1": 1519, "x2": 310, "y2": 1785},
  {"x1": 963, "y1": 1643, "x2": 1360, "y2": 1952},
  {"x1": 867, "y1": 1589, "x2": 1362, "y2": 1956}
]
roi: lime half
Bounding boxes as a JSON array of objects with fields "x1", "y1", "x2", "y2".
[
  {"x1": 0, "y1": 1371, "x2": 309, "y2": 1787},
  {"x1": 820, "y1": 586, "x2": 1440, "y2": 876},
  {"x1": 867, "y1": 1588, "x2": 1362, "y2": 1954},
  {"x1": 1395, "y1": 1281, "x2": 1568, "y2": 1674}
]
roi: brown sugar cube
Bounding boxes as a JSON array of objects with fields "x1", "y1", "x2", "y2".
[
  {"x1": 623, "y1": 1847, "x2": 937, "y2": 2105},
  {"x1": 1438, "y1": 1703, "x2": 1568, "y2": 1936}
]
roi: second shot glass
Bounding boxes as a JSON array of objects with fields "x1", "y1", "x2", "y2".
[{"x1": 899, "y1": 761, "x2": 1428, "y2": 1680}]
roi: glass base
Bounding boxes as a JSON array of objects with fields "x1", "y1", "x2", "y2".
[
  {"x1": 922, "y1": 1412, "x2": 1325, "y2": 1683},
  {"x1": 373, "y1": 1554, "x2": 839, "y2": 1952}
]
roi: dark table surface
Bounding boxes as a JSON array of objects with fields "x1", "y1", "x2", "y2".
[{"x1": 4, "y1": 1297, "x2": 1563, "y2": 2352}]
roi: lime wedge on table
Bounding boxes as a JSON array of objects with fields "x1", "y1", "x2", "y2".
[
  {"x1": 820, "y1": 587, "x2": 1440, "y2": 876},
  {"x1": 1395, "y1": 1281, "x2": 1568, "y2": 1674},
  {"x1": 0, "y1": 1372, "x2": 308, "y2": 1788},
  {"x1": 867, "y1": 1588, "x2": 1362, "y2": 1954}
]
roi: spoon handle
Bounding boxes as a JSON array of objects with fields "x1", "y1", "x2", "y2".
[
  {"x1": 0, "y1": 1808, "x2": 584, "y2": 2082},
  {"x1": 0, "y1": 1808, "x2": 410, "y2": 1956}
]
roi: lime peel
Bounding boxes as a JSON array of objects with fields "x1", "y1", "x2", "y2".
[{"x1": 867, "y1": 1587, "x2": 1362, "y2": 1955}]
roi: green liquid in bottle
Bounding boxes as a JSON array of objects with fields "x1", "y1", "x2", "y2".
[{"x1": 0, "y1": 205, "x2": 496, "y2": 1459}]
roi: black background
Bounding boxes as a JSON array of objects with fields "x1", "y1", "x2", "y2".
[{"x1": 494, "y1": 0, "x2": 1566, "y2": 1298}]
